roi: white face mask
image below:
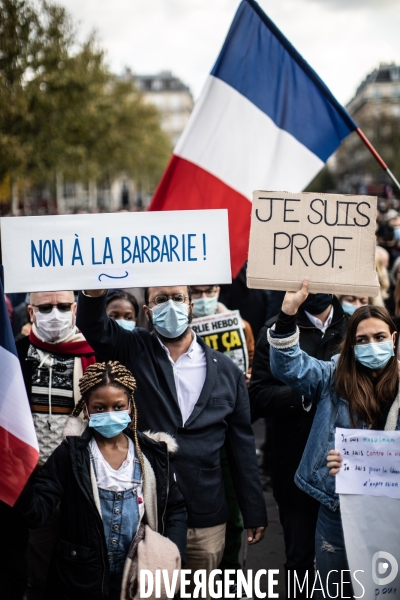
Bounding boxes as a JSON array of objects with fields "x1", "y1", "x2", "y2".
[{"x1": 35, "y1": 308, "x2": 75, "y2": 342}]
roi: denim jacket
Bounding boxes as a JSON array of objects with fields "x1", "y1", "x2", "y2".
[{"x1": 268, "y1": 327, "x2": 400, "y2": 511}]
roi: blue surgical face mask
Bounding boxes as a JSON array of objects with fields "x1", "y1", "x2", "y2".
[
  {"x1": 354, "y1": 340, "x2": 394, "y2": 369},
  {"x1": 151, "y1": 299, "x2": 189, "y2": 338},
  {"x1": 88, "y1": 410, "x2": 131, "y2": 438},
  {"x1": 342, "y1": 301, "x2": 359, "y2": 316},
  {"x1": 193, "y1": 297, "x2": 218, "y2": 318},
  {"x1": 116, "y1": 319, "x2": 136, "y2": 331}
]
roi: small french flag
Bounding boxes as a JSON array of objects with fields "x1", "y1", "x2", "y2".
[
  {"x1": 149, "y1": 0, "x2": 358, "y2": 277},
  {"x1": 0, "y1": 266, "x2": 39, "y2": 506}
]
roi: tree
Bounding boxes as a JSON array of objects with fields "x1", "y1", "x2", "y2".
[
  {"x1": 304, "y1": 165, "x2": 337, "y2": 194},
  {"x1": 0, "y1": 0, "x2": 171, "y2": 212},
  {"x1": 0, "y1": 0, "x2": 38, "y2": 181}
]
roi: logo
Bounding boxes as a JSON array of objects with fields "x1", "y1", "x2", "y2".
[{"x1": 372, "y1": 551, "x2": 399, "y2": 586}]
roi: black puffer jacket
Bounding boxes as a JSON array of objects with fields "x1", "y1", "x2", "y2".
[
  {"x1": 17, "y1": 426, "x2": 187, "y2": 600},
  {"x1": 249, "y1": 297, "x2": 348, "y2": 509}
]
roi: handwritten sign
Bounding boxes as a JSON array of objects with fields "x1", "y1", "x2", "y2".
[
  {"x1": 341, "y1": 495, "x2": 400, "y2": 599},
  {"x1": 191, "y1": 310, "x2": 249, "y2": 373},
  {"x1": 0, "y1": 210, "x2": 231, "y2": 292},
  {"x1": 335, "y1": 427, "x2": 400, "y2": 499},
  {"x1": 247, "y1": 191, "x2": 379, "y2": 296}
]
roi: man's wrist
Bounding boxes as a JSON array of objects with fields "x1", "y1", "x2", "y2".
[{"x1": 274, "y1": 311, "x2": 297, "y2": 334}]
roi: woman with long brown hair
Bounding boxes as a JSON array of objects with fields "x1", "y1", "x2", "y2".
[{"x1": 267, "y1": 281, "x2": 400, "y2": 599}]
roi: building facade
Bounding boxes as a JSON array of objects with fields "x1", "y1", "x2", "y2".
[
  {"x1": 332, "y1": 63, "x2": 400, "y2": 194},
  {"x1": 125, "y1": 69, "x2": 194, "y2": 147}
]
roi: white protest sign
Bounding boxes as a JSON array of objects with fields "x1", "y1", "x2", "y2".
[
  {"x1": 247, "y1": 191, "x2": 379, "y2": 296},
  {"x1": 341, "y1": 495, "x2": 400, "y2": 600},
  {"x1": 0, "y1": 210, "x2": 231, "y2": 292},
  {"x1": 191, "y1": 310, "x2": 249, "y2": 373},
  {"x1": 335, "y1": 427, "x2": 400, "y2": 499}
]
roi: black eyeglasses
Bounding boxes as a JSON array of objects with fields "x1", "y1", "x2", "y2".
[
  {"x1": 32, "y1": 303, "x2": 73, "y2": 314},
  {"x1": 148, "y1": 294, "x2": 189, "y2": 306}
]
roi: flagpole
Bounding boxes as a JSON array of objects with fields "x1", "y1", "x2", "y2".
[{"x1": 356, "y1": 128, "x2": 400, "y2": 193}]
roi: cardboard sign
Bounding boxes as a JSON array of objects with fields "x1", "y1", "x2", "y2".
[
  {"x1": 341, "y1": 495, "x2": 400, "y2": 599},
  {"x1": 247, "y1": 191, "x2": 379, "y2": 296},
  {"x1": 191, "y1": 310, "x2": 249, "y2": 373},
  {"x1": 335, "y1": 428, "x2": 400, "y2": 499},
  {"x1": 0, "y1": 210, "x2": 231, "y2": 292}
]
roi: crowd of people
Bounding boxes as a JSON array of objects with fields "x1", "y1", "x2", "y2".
[{"x1": 2, "y1": 205, "x2": 400, "y2": 600}]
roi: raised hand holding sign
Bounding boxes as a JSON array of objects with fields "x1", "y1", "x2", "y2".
[{"x1": 247, "y1": 191, "x2": 379, "y2": 297}]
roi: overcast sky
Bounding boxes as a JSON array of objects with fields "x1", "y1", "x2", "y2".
[{"x1": 61, "y1": 0, "x2": 400, "y2": 106}]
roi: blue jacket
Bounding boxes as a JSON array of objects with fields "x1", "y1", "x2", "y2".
[{"x1": 269, "y1": 328, "x2": 400, "y2": 511}]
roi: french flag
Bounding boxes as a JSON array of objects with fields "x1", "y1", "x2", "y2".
[
  {"x1": 149, "y1": 0, "x2": 358, "y2": 276},
  {"x1": 0, "y1": 267, "x2": 39, "y2": 506}
]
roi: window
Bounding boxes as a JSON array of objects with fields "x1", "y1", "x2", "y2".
[
  {"x1": 170, "y1": 94, "x2": 182, "y2": 110},
  {"x1": 152, "y1": 79, "x2": 162, "y2": 91}
]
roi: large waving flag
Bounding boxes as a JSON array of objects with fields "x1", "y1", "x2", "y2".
[
  {"x1": 0, "y1": 267, "x2": 39, "y2": 506},
  {"x1": 149, "y1": 0, "x2": 358, "y2": 276}
]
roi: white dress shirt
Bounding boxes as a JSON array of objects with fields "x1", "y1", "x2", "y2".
[
  {"x1": 304, "y1": 306, "x2": 334, "y2": 333},
  {"x1": 158, "y1": 332, "x2": 207, "y2": 425},
  {"x1": 301, "y1": 306, "x2": 334, "y2": 411}
]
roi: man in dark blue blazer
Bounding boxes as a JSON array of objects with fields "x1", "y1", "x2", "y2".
[{"x1": 77, "y1": 284, "x2": 267, "y2": 593}]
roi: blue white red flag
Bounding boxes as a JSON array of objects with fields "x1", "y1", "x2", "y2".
[
  {"x1": 0, "y1": 266, "x2": 39, "y2": 505},
  {"x1": 149, "y1": 0, "x2": 358, "y2": 276}
]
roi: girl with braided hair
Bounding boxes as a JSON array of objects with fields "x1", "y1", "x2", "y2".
[{"x1": 17, "y1": 361, "x2": 187, "y2": 600}]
